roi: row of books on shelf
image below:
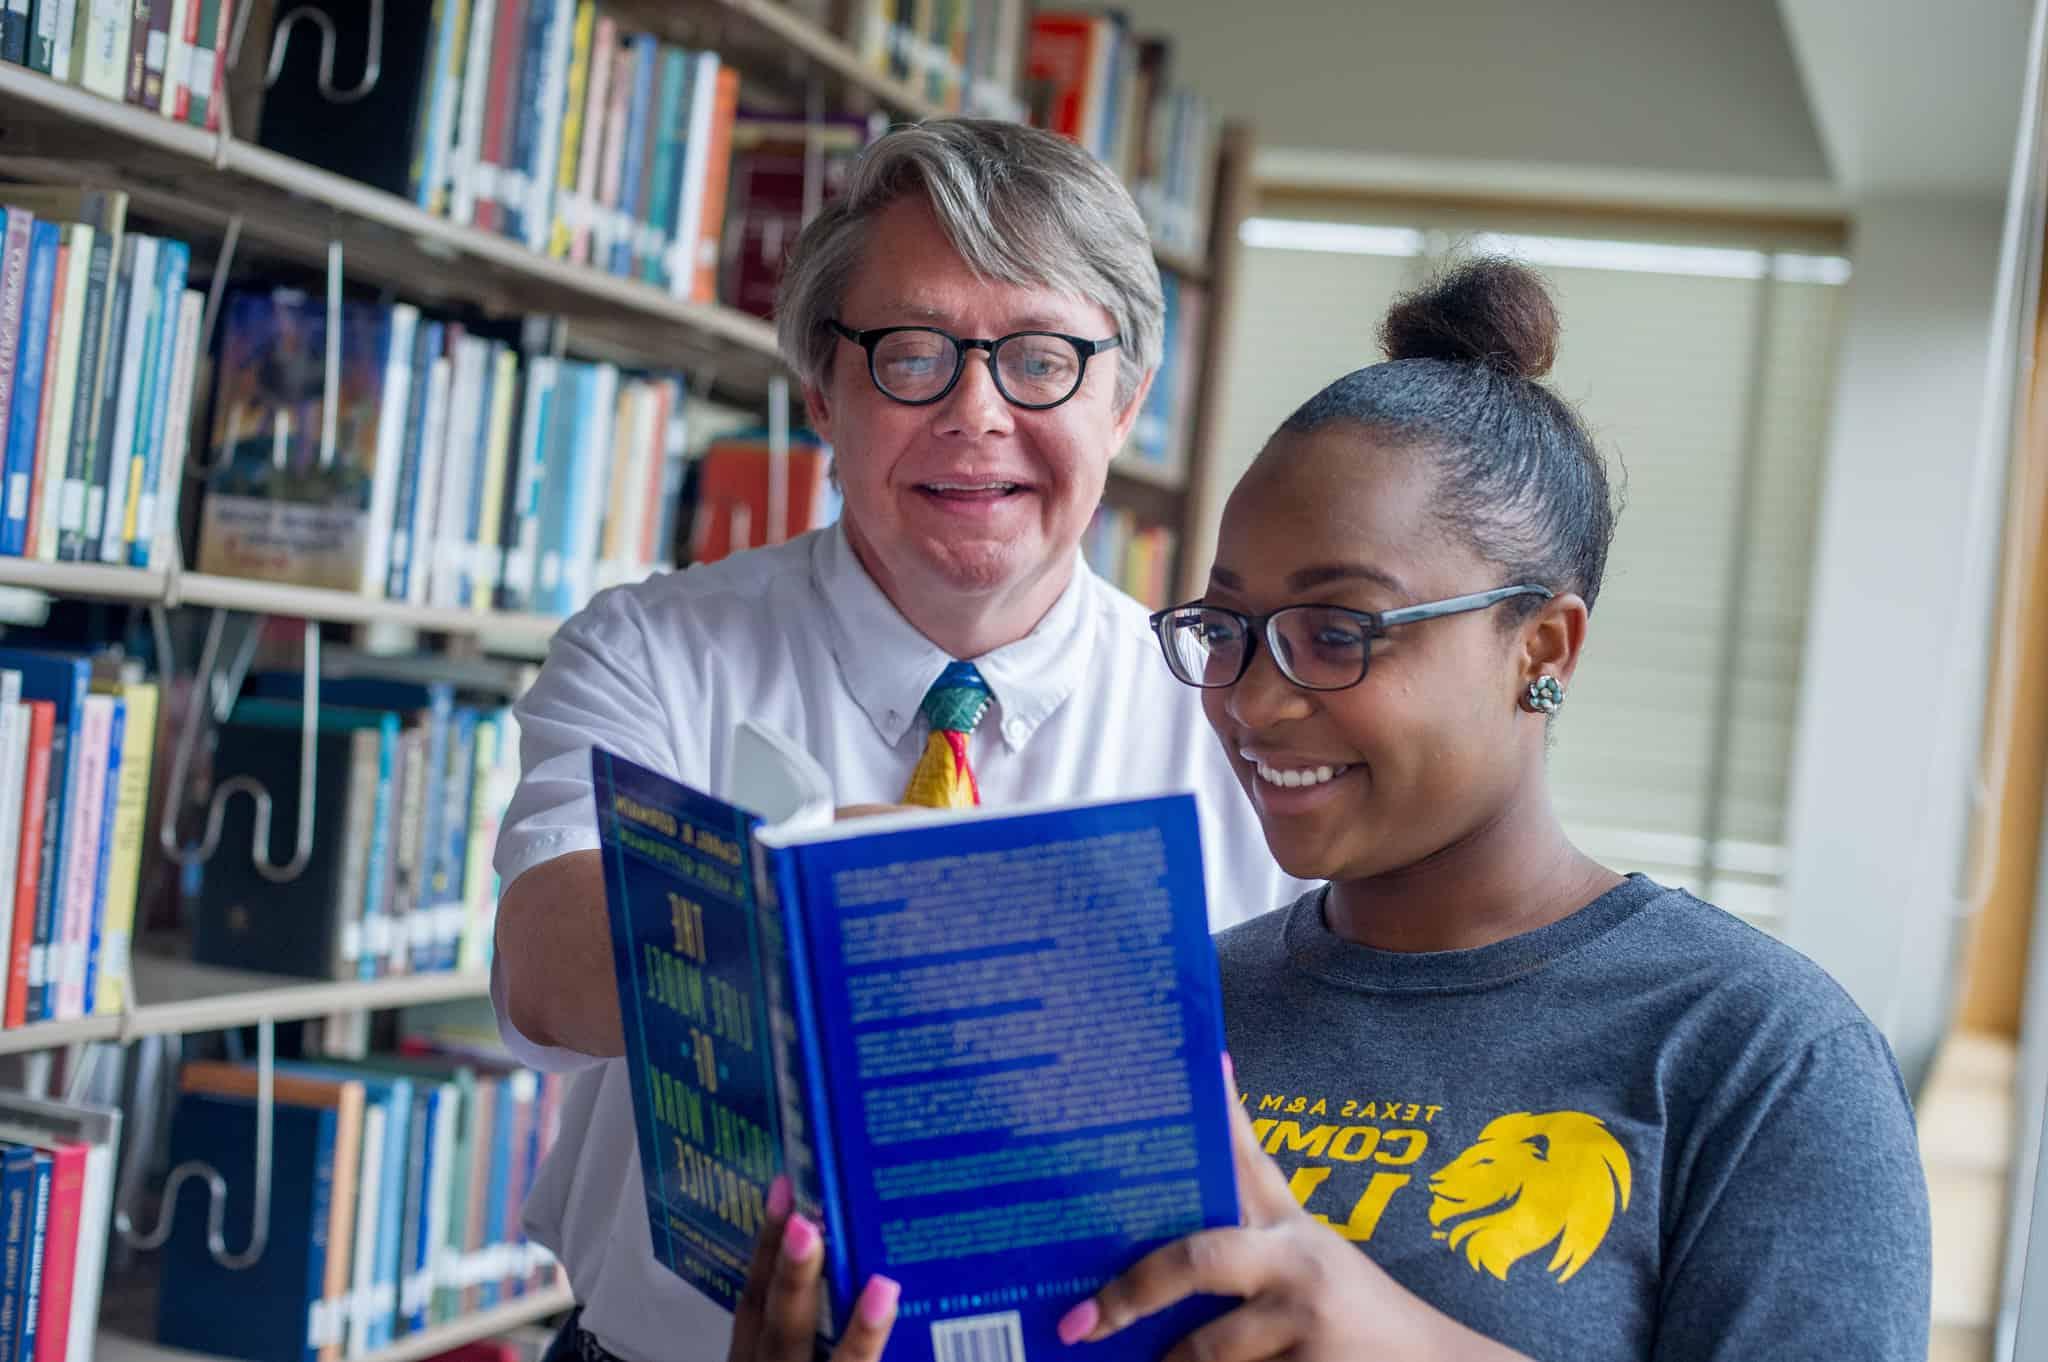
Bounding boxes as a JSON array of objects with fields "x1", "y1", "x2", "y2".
[
  {"x1": 1125, "y1": 269, "x2": 1206, "y2": 483},
  {"x1": 192, "y1": 675, "x2": 522, "y2": 986},
  {"x1": 0, "y1": 647, "x2": 160, "y2": 1031},
  {"x1": 198, "y1": 286, "x2": 699, "y2": 611},
  {"x1": 265, "y1": 0, "x2": 740, "y2": 302},
  {"x1": 0, "y1": 192, "x2": 201, "y2": 569},
  {"x1": 155, "y1": 1037, "x2": 566, "y2": 1362},
  {"x1": 1026, "y1": 11, "x2": 1220, "y2": 259},
  {"x1": 1085, "y1": 503, "x2": 1176, "y2": 610},
  {"x1": 0, "y1": 1088, "x2": 117, "y2": 1362},
  {"x1": 0, "y1": 0, "x2": 235, "y2": 130},
  {"x1": 847, "y1": 0, "x2": 1031, "y2": 119}
]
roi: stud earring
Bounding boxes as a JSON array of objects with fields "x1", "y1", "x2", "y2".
[{"x1": 1522, "y1": 676, "x2": 1565, "y2": 714}]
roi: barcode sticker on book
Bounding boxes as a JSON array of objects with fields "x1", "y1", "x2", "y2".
[{"x1": 931, "y1": 1312, "x2": 1026, "y2": 1362}]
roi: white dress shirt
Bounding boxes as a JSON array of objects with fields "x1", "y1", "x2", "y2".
[{"x1": 491, "y1": 521, "x2": 1304, "y2": 1362}]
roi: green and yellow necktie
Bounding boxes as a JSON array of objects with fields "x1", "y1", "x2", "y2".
[{"x1": 902, "y1": 662, "x2": 991, "y2": 809}]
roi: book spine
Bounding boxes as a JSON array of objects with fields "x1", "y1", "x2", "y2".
[
  {"x1": 591, "y1": 34, "x2": 630, "y2": 271},
  {"x1": 30, "y1": 228, "x2": 84, "y2": 563},
  {"x1": 359, "y1": 304, "x2": 419, "y2": 595},
  {"x1": 4, "y1": 704, "x2": 49, "y2": 1029},
  {"x1": 91, "y1": 234, "x2": 153, "y2": 563},
  {"x1": 159, "y1": 0, "x2": 188, "y2": 113},
  {"x1": 54, "y1": 220, "x2": 110, "y2": 563},
  {"x1": 199, "y1": 0, "x2": 227, "y2": 127},
  {"x1": 384, "y1": 320, "x2": 439, "y2": 601},
  {"x1": 608, "y1": 37, "x2": 655, "y2": 278},
  {"x1": 0, "y1": 1150, "x2": 28, "y2": 1362},
  {"x1": 78, "y1": 697, "x2": 121, "y2": 1015},
  {"x1": 547, "y1": 1, "x2": 594, "y2": 260},
  {"x1": 0, "y1": 212, "x2": 33, "y2": 510},
  {"x1": 469, "y1": 347, "x2": 517, "y2": 610},
  {"x1": 28, "y1": 1145, "x2": 79, "y2": 1362},
  {"x1": 403, "y1": 355, "x2": 452, "y2": 607},
  {"x1": 496, "y1": 0, "x2": 547, "y2": 245},
  {"x1": 0, "y1": 0, "x2": 30, "y2": 65},
  {"x1": 493, "y1": 353, "x2": 549, "y2": 612},
  {"x1": 688, "y1": 66, "x2": 740, "y2": 304},
  {"x1": 13, "y1": 231, "x2": 54, "y2": 557},
  {"x1": 46, "y1": 0, "x2": 75, "y2": 82},
  {"x1": 22, "y1": 711, "x2": 66, "y2": 1026},
  {"x1": 28, "y1": 0, "x2": 61, "y2": 72},
  {"x1": 15, "y1": 1154, "x2": 46, "y2": 1362},
  {"x1": 565, "y1": 12, "x2": 612, "y2": 265},
  {"x1": 91, "y1": 682, "x2": 150, "y2": 1012},
  {"x1": 181, "y1": 0, "x2": 217, "y2": 125},
  {"x1": 448, "y1": 0, "x2": 494, "y2": 224},
  {"x1": 0, "y1": 703, "x2": 24, "y2": 1018},
  {"x1": 51, "y1": 696, "x2": 108, "y2": 1021},
  {"x1": 363, "y1": 722, "x2": 397, "y2": 982},
  {"x1": 143, "y1": 288, "x2": 200, "y2": 569},
  {"x1": 637, "y1": 47, "x2": 686, "y2": 288},
  {"x1": 79, "y1": 0, "x2": 128, "y2": 98},
  {"x1": 77, "y1": 235, "x2": 141, "y2": 557},
  {"x1": 471, "y1": 0, "x2": 525, "y2": 233},
  {"x1": 523, "y1": 0, "x2": 574, "y2": 255},
  {"x1": 121, "y1": 0, "x2": 148, "y2": 104},
  {"x1": 414, "y1": 0, "x2": 464, "y2": 213},
  {"x1": 2, "y1": 224, "x2": 58, "y2": 557},
  {"x1": 119, "y1": 236, "x2": 184, "y2": 563}
]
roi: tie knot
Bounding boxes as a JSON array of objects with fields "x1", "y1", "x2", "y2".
[{"x1": 920, "y1": 661, "x2": 991, "y2": 734}]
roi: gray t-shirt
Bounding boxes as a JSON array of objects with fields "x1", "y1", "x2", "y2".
[{"x1": 1214, "y1": 874, "x2": 1930, "y2": 1362}]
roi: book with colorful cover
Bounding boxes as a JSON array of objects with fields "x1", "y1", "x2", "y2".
[
  {"x1": 592, "y1": 725, "x2": 1239, "y2": 1362},
  {"x1": 195, "y1": 290, "x2": 400, "y2": 591}
]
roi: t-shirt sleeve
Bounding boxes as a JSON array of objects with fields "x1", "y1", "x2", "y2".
[
  {"x1": 1652, "y1": 1022, "x2": 1930, "y2": 1361},
  {"x1": 491, "y1": 586, "x2": 701, "y2": 1070}
]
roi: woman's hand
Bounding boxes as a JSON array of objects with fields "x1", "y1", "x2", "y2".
[
  {"x1": 726, "y1": 1176, "x2": 900, "y2": 1362},
  {"x1": 1057, "y1": 1061, "x2": 1533, "y2": 1362}
]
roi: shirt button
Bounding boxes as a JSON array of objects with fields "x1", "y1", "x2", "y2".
[{"x1": 1004, "y1": 720, "x2": 1025, "y2": 742}]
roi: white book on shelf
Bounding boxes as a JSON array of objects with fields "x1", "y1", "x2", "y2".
[
  {"x1": 405, "y1": 355, "x2": 454, "y2": 607},
  {"x1": 591, "y1": 378, "x2": 637, "y2": 593},
  {"x1": 346, "y1": 1101, "x2": 386, "y2": 1358},
  {"x1": 47, "y1": 0, "x2": 76, "y2": 89},
  {"x1": 499, "y1": 353, "x2": 556, "y2": 610},
  {"x1": 449, "y1": 0, "x2": 498, "y2": 227},
  {"x1": 161, "y1": 0, "x2": 191, "y2": 115},
  {"x1": 431, "y1": 338, "x2": 489, "y2": 609},
  {"x1": 360, "y1": 303, "x2": 421, "y2": 596},
  {"x1": 34, "y1": 222, "x2": 93, "y2": 563},
  {"x1": 563, "y1": 362, "x2": 618, "y2": 613},
  {"x1": 470, "y1": 345, "x2": 518, "y2": 608},
  {"x1": 79, "y1": 0, "x2": 129, "y2": 99}
]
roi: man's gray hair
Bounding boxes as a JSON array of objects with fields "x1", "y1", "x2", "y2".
[{"x1": 775, "y1": 118, "x2": 1163, "y2": 410}]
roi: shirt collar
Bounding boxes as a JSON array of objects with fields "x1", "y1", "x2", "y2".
[{"x1": 813, "y1": 521, "x2": 1095, "y2": 751}]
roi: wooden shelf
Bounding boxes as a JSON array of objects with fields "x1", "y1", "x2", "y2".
[
  {"x1": 1105, "y1": 465, "x2": 1189, "y2": 527},
  {"x1": 1151, "y1": 243, "x2": 1212, "y2": 285},
  {"x1": 0, "y1": 64, "x2": 784, "y2": 395},
  {"x1": 0, "y1": 955, "x2": 491, "y2": 1055},
  {"x1": 98, "y1": 1284, "x2": 573, "y2": 1362}
]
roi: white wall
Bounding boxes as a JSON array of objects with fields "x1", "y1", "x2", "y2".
[
  {"x1": 1782, "y1": 195, "x2": 2011, "y2": 1088},
  {"x1": 1111, "y1": 0, "x2": 1829, "y2": 182}
]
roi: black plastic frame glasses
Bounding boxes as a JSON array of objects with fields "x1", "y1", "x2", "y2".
[
  {"x1": 826, "y1": 320, "x2": 1122, "y2": 410},
  {"x1": 1149, "y1": 584, "x2": 1555, "y2": 692}
]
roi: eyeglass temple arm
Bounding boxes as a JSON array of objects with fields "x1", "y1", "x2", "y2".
[{"x1": 1377, "y1": 584, "x2": 1554, "y2": 628}]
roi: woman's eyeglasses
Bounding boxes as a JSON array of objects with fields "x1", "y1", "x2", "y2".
[{"x1": 1150, "y1": 584, "x2": 1554, "y2": 692}]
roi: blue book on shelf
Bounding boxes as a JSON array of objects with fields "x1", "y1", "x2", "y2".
[
  {"x1": 591, "y1": 730, "x2": 1239, "y2": 1362},
  {"x1": 156, "y1": 1093, "x2": 336, "y2": 1362},
  {"x1": 530, "y1": 360, "x2": 587, "y2": 617},
  {"x1": 79, "y1": 696, "x2": 125, "y2": 1015},
  {"x1": 14, "y1": 1151, "x2": 47, "y2": 1362},
  {"x1": 0, "y1": 651, "x2": 91, "y2": 1024},
  {"x1": 127, "y1": 239, "x2": 190, "y2": 566},
  {"x1": 0, "y1": 1145, "x2": 31, "y2": 1362},
  {"x1": 476, "y1": 1071, "x2": 515, "y2": 1310},
  {"x1": 427, "y1": 708, "x2": 476, "y2": 973},
  {"x1": 609, "y1": 34, "x2": 659, "y2": 277},
  {"x1": 2, "y1": 222, "x2": 59, "y2": 557},
  {"x1": 386, "y1": 318, "x2": 443, "y2": 602}
]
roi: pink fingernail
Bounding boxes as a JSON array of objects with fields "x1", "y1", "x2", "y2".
[
  {"x1": 766, "y1": 1175, "x2": 792, "y2": 1220},
  {"x1": 857, "y1": 1275, "x2": 901, "y2": 1325},
  {"x1": 1222, "y1": 1052, "x2": 1235, "y2": 1089},
  {"x1": 781, "y1": 1214, "x2": 820, "y2": 1262},
  {"x1": 1057, "y1": 1300, "x2": 1100, "y2": 1346}
]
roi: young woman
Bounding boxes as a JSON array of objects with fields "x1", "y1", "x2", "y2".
[{"x1": 731, "y1": 260, "x2": 1931, "y2": 1362}]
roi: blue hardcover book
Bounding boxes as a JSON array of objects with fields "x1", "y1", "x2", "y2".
[
  {"x1": 427, "y1": 708, "x2": 476, "y2": 972},
  {"x1": 640, "y1": 46, "x2": 689, "y2": 286},
  {"x1": 499, "y1": 0, "x2": 556, "y2": 247},
  {"x1": 0, "y1": 1146, "x2": 31, "y2": 1362},
  {"x1": 386, "y1": 319, "x2": 443, "y2": 601},
  {"x1": 14, "y1": 1150, "x2": 46, "y2": 1362},
  {"x1": 476, "y1": 1072, "x2": 515, "y2": 1310},
  {"x1": 79, "y1": 696, "x2": 124, "y2": 1014},
  {"x1": 528, "y1": 360, "x2": 586, "y2": 616},
  {"x1": 0, "y1": 651, "x2": 90, "y2": 1024},
  {"x1": 1, "y1": 222, "x2": 59, "y2": 557},
  {"x1": 126, "y1": 238, "x2": 190, "y2": 566},
  {"x1": 592, "y1": 728, "x2": 1239, "y2": 1362},
  {"x1": 156, "y1": 1094, "x2": 337, "y2": 1362}
]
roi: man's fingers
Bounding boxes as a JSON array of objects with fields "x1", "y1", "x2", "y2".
[
  {"x1": 728, "y1": 1176, "x2": 794, "y2": 1361},
  {"x1": 829, "y1": 1276, "x2": 902, "y2": 1362},
  {"x1": 1222, "y1": 1059, "x2": 1296, "y2": 1223},
  {"x1": 756, "y1": 1214, "x2": 829, "y2": 1362},
  {"x1": 1062, "y1": 1227, "x2": 1274, "y2": 1344}
]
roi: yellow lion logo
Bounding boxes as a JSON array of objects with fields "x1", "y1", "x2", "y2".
[{"x1": 1426, "y1": 1111, "x2": 1632, "y2": 1284}]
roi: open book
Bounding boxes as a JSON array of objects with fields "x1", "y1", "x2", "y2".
[{"x1": 592, "y1": 724, "x2": 1239, "y2": 1361}]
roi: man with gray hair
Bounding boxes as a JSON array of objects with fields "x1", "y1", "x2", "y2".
[{"x1": 491, "y1": 118, "x2": 1300, "y2": 1362}]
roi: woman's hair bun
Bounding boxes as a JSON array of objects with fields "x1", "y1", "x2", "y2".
[{"x1": 1379, "y1": 256, "x2": 1560, "y2": 380}]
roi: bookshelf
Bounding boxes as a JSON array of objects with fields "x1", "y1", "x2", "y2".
[{"x1": 0, "y1": 5, "x2": 1259, "y2": 1362}]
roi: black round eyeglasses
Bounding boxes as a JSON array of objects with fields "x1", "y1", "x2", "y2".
[
  {"x1": 1150, "y1": 585, "x2": 1555, "y2": 692},
  {"x1": 827, "y1": 320, "x2": 1122, "y2": 410}
]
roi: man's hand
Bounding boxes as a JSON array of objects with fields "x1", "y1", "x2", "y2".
[
  {"x1": 1055, "y1": 1060, "x2": 1534, "y2": 1362},
  {"x1": 727, "y1": 1176, "x2": 900, "y2": 1362}
]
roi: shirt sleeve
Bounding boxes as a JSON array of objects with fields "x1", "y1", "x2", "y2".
[
  {"x1": 491, "y1": 586, "x2": 701, "y2": 1070},
  {"x1": 1651, "y1": 1022, "x2": 1931, "y2": 1361}
]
